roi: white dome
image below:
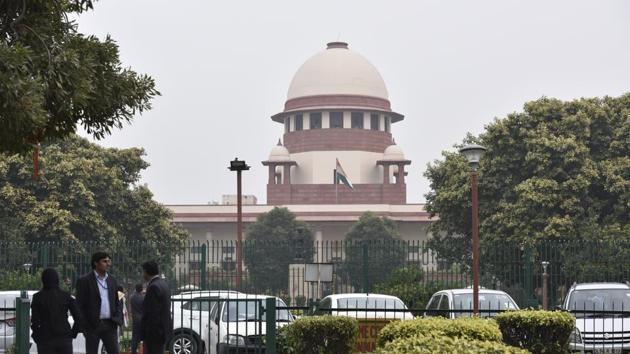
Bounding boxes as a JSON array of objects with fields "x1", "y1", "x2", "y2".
[
  {"x1": 383, "y1": 144, "x2": 405, "y2": 161},
  {"x1": 268, "y1": 144, "x2": 290, "y2": 162},
  {"x1": 287, "y1": 42, "x2": 389, "y2": 101}
]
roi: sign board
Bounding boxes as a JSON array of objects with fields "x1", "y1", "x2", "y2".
[
  {"x1": 355, "y1": 319, "x2": 396, "y2": 352},
  {"x1": 304, "y1": 263, "x2": 333, "y2": 282}
]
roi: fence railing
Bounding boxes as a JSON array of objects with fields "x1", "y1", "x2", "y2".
[
  {"x1": 2, "y1": 239, "x2": 630, "y2": 309},
  {"x1": 0, "y1": 292, "x2": 30, "y2": 354}
]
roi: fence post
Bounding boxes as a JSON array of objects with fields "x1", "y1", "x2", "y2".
[
  {"x1": 362, "y1": 242, "x2": 369, "y2": 293},
  {"x1": 265, "y1": 297, "x2": 277, "y2": 354},
  {"x1": 15, "y1": 292, "x2": 30, "y2": 354},
  {"x1": 523, "y1": 245, "x2": 538, "y2": 307},
  {"x1": 200, "y1": 243, "x2": 207, "y2": 290}
]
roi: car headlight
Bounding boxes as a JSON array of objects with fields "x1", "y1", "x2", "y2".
[
  {"x1": 569, "y1": 327, "x2": 582, "y2": 344},
  {"x1": 224, "y1": 334, "x2": 246, "y2": 346}
]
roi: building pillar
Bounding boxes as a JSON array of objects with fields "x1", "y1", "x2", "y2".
[
  {"x1": 268, "y1": 165, "x2": 276, "y2": 185},
  {"x1": 383, "y1": 164, "x2": 390, "y2": 185},
  {"x1": 397, "y1": 163, "x2": 405, "y2": 185},
  {"x1": 283, "y1": 164, "x2": 291, "y2": 184}
]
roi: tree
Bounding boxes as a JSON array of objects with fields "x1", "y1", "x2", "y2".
[
  {"x1": 243, "y1": 207, "x2": 314, "y2": 294},
  {"x1": 0, "y1": 135, "x2": 189, "y2": 284},
  {"x1": 425, "y1": 94, "x2": 630, "y2": 281},
  {"x1": 373, "y1": 266, "x2": 464, "y2": 308},
  {"x1": 0, "y1": 0, "x2": 158, "y2": 155},
  {"x1": 341, "y1": 212, "x2": 406, "y2": 291}
]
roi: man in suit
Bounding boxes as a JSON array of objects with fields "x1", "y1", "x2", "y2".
[
  {"x1": 129, "y1": 283, "x2": 145, "y2": 354},
  {"x1": 140, "y1": 261, "x2": 173, "y2": 354},
  {"x1": 76, "y1": 252, "x2": 123, "y2": 354}
]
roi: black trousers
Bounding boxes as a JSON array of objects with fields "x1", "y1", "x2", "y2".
[
  {"x1": 36, "y1": 338, "x2": 73, "y2": 354},
  {"x1": 84, "y1": 320, "x2": 120, "y2": 354},
  {"x1": 143, "y1": 338, "x2": 165, "y2": 354},
  {"x1": 131, "y1": 326, "x2": 142, "y2": 354}
]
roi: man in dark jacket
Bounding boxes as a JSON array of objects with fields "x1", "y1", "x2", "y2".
[
  {"x1": 75, "y1": 252, "x2": 123, "y2": 354},
  {"x1": 130, "y1": 283, "x2": 145, "y2": 354},
  {"x1": 140, "y1": 261, "x2": 173, "y2": 354},
  {"x1": 31, "y1": 268, "x2": 82, "y2": 354}
]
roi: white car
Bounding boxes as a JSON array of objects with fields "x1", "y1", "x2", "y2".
[
  {"x1": 316, "y1": 293, "x2": 414, "y2": 320},
  {"x1": 425, "y1": 288, "x2": 519, "y2": 319},
  {"x1": 0, "y1": 291, "x2": 36, "y2": 354},
  {"x1": 209, "y1": 294, "x2": 293, "y2": 354},
  {"x1": 563, "y1": 282, "x2": 630, "y2": 353},
  {"x1": 170, "y1": 290, "x2": 242, "y2": 354}
]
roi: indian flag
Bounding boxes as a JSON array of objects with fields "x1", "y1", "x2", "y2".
[{"x1": 335, "y1": 158, "x2": 353, "y2": 189}]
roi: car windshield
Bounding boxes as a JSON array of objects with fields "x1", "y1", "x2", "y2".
[
  {"x1": 567, "y1": 289, "x2": 630, "y2": 317},
  {"x1": 336, "y1": 297, "x2": 407, "y2": 310},
  {"x1": 452, "y1": 293, "x2": 518, "y2": 317},
  {"x1": 222, "y1": 299, "x2": 291, "y2": 322}
]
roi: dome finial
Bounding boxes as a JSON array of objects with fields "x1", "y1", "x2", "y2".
[{"x1": 277, "y1": 138, "x2": 282, "y2": 146}]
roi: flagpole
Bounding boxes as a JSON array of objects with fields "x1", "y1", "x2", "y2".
[{"x1": 334, "y1": 168, "x2": 338, "y2": 204}]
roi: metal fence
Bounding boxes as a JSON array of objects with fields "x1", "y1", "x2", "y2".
[
  {"x1": 0, "y1": 292, "x2": 30, "y2": 354},
  {"x1": 2, "y1": 239, "x2": 630, "y2": 307}
]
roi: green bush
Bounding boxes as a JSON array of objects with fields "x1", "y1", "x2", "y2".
[
  {"x1": 277, "y1": 315, "x2": 358, "y2": 354},
  {"x1": 0, "y1": 269, "x2": 41, "y2": 291},
  {"x1": 494, "y1": 310, "x2": 574, "y2": 354},
  {"x1": 294, "y1": 295, "x2": 306, "y2": 307},
  {"x1": 375, "y1": 335, "x2": 530, "y2": 354},
  {"x1": 377, "y1": 317, "x2": 502, "y2": 348}
]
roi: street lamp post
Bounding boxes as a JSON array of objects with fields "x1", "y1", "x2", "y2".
[
  {"x1": 229, "y1": 158, "x2": 250, "y2": 290},
  {"x1": 459, "y1": 144, "x2": 486, "y2": 316},
  {"x1": 542, "y1": 261, "x2": 550, "y2": 310}
]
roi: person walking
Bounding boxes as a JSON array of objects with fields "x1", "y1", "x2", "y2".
[
  {"x1": 117, "y1": 285, "x2": 129, "y2": 337},
  {"x1": 140, "y1": 261, "x2": 173, "y2": 354},
  {"x1": 76, "y1": 251, "x2": 123, "y2": 354},
  {"x1": 31, "y1": 268, "x2": 82, "y2": 354},
  {"x1": 130, "y1": 283, "x2": 145, "y2": 354}
]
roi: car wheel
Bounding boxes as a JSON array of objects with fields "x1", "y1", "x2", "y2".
[{"x1": 170, "y1": 332, "x2": 199, "y2": 354}]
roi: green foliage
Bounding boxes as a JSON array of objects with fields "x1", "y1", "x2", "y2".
[
  {"x1": 0, "y1": 0, "x2": 159, "y2": 154},
  {"x1": 376, "y1": 335, "x2": 529, "y2": 354},
  {"x1": 494, "y1": 310, "x2": 574, "y2": 354},
  {"x1": 0, "y1": 136, "x2": 189, "y2": 284},
  {"x1": 278, "y1": 315, "x2": 358, "y2": 354},
  {"x1": 243, "y1": 207, "x2": 314, "y2": 293},
  {"x1": 294, "y1": 295, "x2": 307, "y2": 307},
  {"x1": 377, "y1": 316, "x2": 502, "y2": 348},
  {"x1": 341, "y1": 212, "x2": 406, "y2": 291},
  {"x1": 425, "y1": 94, "x2": 630, "y2": 279},
  {"x1": 373, "y1": 266, "x2": 464, "y2": 308},
  {"x1": 0, "y1": 270, "x2": 41, "y2": 291}
]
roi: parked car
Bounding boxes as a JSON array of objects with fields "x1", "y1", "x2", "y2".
[
  {"x1": 563, "y1": 282, "x2": 630, "y2": 353},
  {"x1": 425, "y1": 288, "x2": 519, "y2": 319},
  {"x1": 210, "y1": 294, "x2": 293, "y2": 354},
  {"x1": 170, "y1": 290, "x2": 243, "y2": 354},
  {"x1": 0, "y1": 291, "x2": 36, "y2": 354},
  {"x1": 316, "y1": 293, "x2": 414, "y2": 320}
]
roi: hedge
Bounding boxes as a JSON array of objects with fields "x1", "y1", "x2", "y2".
[
  {"x1": 377, "y1": 316, "x2": 502, "y2": 348},
  {"x1": 375, "y1": 335, "x2": 530, "y2": 354},
  {"x1": 494, "y1": 310, "x2": 574, "y2": 354},
  {"x1": 277, "y1": 315, "x2": 358, "y2": 354}
]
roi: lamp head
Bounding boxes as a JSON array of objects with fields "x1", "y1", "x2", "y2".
[
  {"x1": 459, "y1": 144, "x2": 486, "y2": 171},
  {"x1": 229, "y1": 158, "x2": 250, "y2": 171}
]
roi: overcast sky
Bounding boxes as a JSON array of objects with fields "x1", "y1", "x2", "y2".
[{"x1": 76, "y1": 0, "x2": 630, "y2": 205}]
